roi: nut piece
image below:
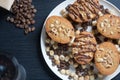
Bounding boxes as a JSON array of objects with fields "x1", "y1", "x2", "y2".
[
  {"x1": 92, "y1": 20, "x2": 97, "y2": 26},
  {"x1": 98, "y1": 73, "x2": 104, "y2": 79},
  {"x1": 60, "y1": 55, "x2": 65, "y2": 61},
  {"x1": 46, "y1": 47, "x2": 50, "y2": 52},
  {"x1": 98, "y1": 48, "x2": 104, "y2": 51},
  {"x1": 100, "y1": 22, "x2": 104, "y2": 28},
  {"x1": 89, "y1": 75, "x2": 95, "y2": 80},
  {"x1": 50, "y1": 24, "x2": 54, "y2": 28},
  {"x1": 60, "y1": 9, "x2": 68, "y2": 17},
  {"x1": 60, "y1": 69, "x2": 66, "y2": 75},
  {"x1": 54, "y1": 55, "x2": 59, "y2": 61},
  {"x1": 98, "y1": 11, "x2": 103, "y2": 16},
  {"x1": 50, "y1": 50, "x2": 54, "y2": 56},
  {"x1": 65, "y1": 70, "x2": 70, "y2": 75},
  {"x1": 85, "y1": 75, "x2": 90, "y2": 80},
  {"x1": 96, "y1": 58, "x2": 104, "y2": 62},
  {"x1": 110, "y1": 31, "x2": 114, "y2": 35},
  {"x1": 55, "y1": 60, "x2": 60, "y2": 65},
  {"x1": 74, "y1": 74, "x2": 78, "y2": 80},
  {"x1": 54, "y1": 20, "x2": 60, "y2": 25},
  {"x1": 70, "y1": 72, "x2": 76, "y2": 77},
  {"x1": 81, "y1": 65, "x2": 87, "y2": 69},
  {"x1": 102, "y1": 29, "x2": 106, "y2": 32},
  {"x1": 79, "y1": 76, "x2": 84, "y2": 80}
]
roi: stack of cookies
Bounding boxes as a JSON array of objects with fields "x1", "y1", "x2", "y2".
[{"x1": 45, "y1": 0, "x2": 120, "y2": 80}]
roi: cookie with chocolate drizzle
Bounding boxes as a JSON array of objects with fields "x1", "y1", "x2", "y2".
[
  {"x1": 72, "y1": 31, "x2": 97, "y2": 64},
  {"x1": 66, "y1": 0, "x2": 102, "y2": 23}
]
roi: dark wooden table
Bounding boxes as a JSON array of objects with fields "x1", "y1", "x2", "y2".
[{"x1": 0, "y1": 0, "x2": 120, "y2": 80}]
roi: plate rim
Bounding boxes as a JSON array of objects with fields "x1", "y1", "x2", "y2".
[{"x1": 40, "y1": 0, "x2": 120, "y2": 80}]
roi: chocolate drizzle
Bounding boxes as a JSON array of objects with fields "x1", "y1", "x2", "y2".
[
  {"x1": 72, "y1": 32, "x2": 97, "y2": 64},
  {"x1": 66, "y1": 0, "x2": 102, "y2": 23}
]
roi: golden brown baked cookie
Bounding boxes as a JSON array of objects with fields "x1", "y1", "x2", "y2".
[
  {"x1": 45, "y1": 16, "x2": 75, "y2": 44},
  {"x1": 97, "y1": 14, "x2": 120, "y2": 39},
  {"x1": 95, "y1": 42, "x2": 119, "y2": 75},
  {"x1": 119, "y1": 54, "x2": 120, "y2": 64},
  {"x1": 66, "y1": 0, "x2": 101, "y2": 23},
  {"x1": 72, "y1": 31, "x2": 97, "y2": 64}
]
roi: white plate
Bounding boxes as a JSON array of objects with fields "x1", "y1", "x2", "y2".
[{"x1": 41, "y1": 0, "x2": 120, "y2": 80}]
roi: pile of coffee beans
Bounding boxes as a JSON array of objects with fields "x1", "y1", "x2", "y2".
[{"x1": 7, "y1": 0, "x2": 37, "y2": 35}]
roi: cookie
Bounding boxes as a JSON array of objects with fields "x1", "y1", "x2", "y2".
[
  {"x1": 97, "y1": 14, "x2": 120, "y2": 39},
  {"x1": 45, "y1": 16, "x2": 75, "y2": 44},
  {"x1": 72, "y1": 31, "x2": 97, "y2": 64},
  {"x1": 66, "y1": 0, "x2": 102, "y2": 23},
  {"x1": 95, "y1": 42, "x2": 119, "y2": 75}
]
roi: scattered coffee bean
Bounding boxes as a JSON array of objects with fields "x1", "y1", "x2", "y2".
[
  {"x1": 31, "y1": 20, "x2": 35, "y2": 24},
  {"x1": 7, "y1": 0, "x2": 37, "y2": 35},
  {"x1": 7, "y1": 17, "x2": 10, "y2": 21},
  {"x1": 10, "y1": 18, "x2": 14, "y2": 23},
  {"x1": 31, "y1": 27, "x2": 35, "y2": 32},
  {"x1": 33, "y1": 9, "x2": 37, "y2": 13},
  {"x1": 28, "y1": 27, "x2": 32, "y2": 32},
  {"x1": 24, "y1": 29, "x2": 29, "y2": 35}
]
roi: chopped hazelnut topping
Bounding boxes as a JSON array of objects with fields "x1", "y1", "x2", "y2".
[
  {"x1": 107, "y1": 24, "x2": 110, "y2": 28},
  {"x1": 98, "y1": 11, "x2": 103, "y2": 16},
  {"x1": 55, "y1": 20, "x2": 60, "y2": 25},
  {"x1": 102, "y1": 29, "x2": 106, "y2": 32},
  {"x1": 100, "y1": 22, "x2": 104, "y2": 28},
  {"x1": 99, "y1": 48, "x2": 104, "y2": 51},
  {"x1": 104, "y1": 19, "x2": 108, "y2": 22},
  {"x1": 96, "y1": 58, "x2": 104, "y2": 62},
  {"x1": 110, "y1": 31, "x2": 114, "y2": 35},
  {"x1": 50, "y1": 24, "x2": 54, "y2": 27}
]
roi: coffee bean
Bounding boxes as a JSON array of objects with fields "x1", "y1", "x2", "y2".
[
  {"x1": 31, "y1": 20, "x2": 35, "y2": 24},
  {"x1": 24, "y1": 25, "x2": 29, "y2": 29},
  {"x1": 28, "y1": 27, "x2": 32, "y2": 32},
  {"x1": 31, "y1": 27, "x2": 35, "y2": 31},
  {"x1": 16, "y1": 24, "x2": 20, "y2": 27},
  {"x1": 28, "y1": 0, "x2": 32, "y2": 3},
  {"x1": 33, "y1": 9, "x2": 37, "y2": 13},
  {"x1": 27, "y1": 14, "x2": 31, "y2": 19},
  {"x1": 19, "y1": 25, "x2": 24, "y2": 29},
  {"x1": 27, "y1": 20, "x2": 31, "y2": 25},
  {"x1": 31, "y1": 14, "x2": 35, "y2": 17},
  {"x1": 7, "y1": 0, "x2": 36, "y2": 35},
  {"x1": 31, "y1": 5, "x2": 35, "y2": 9},
  {"x1": 10, "y1": 18, "x2": 14, "y2": 22},
  {"x1": 24, "y1": 29, "x2": 29, "y2": 34},
  {"x1": 22, "y1": 19, "x2": 26, "y2": 23}
]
